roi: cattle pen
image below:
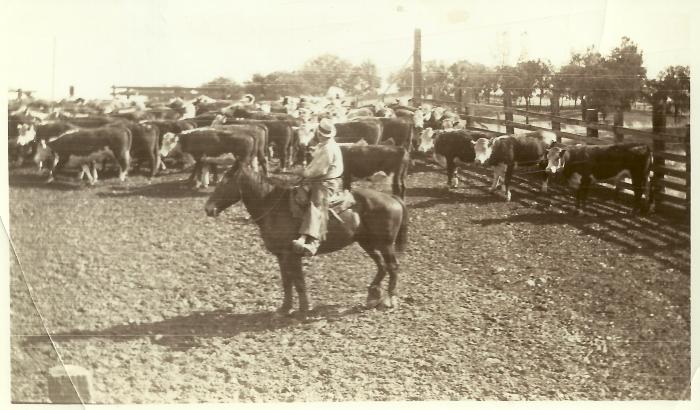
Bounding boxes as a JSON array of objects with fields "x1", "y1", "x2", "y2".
[{"x1": 422, "y1": 95, "x2": 690, "y2": 217}]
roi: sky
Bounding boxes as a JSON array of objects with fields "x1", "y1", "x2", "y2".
[{"x1": 2, "y1": 0, "x2": 696, "y2": 100}]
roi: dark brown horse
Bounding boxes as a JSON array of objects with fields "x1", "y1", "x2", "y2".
[{"x1": 204, "y1": 162, "x2": 408, "y2": 316}]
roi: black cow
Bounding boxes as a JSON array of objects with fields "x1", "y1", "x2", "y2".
[
  {"x1": 545, "y1": 143, "x2": 654, "y2": 214},
  {"x1": 339, "y1": 144, "x2": 410, "y2": 199},
  {"x1": 473, "y1": 131, "x2": 557, "y2": 201}
]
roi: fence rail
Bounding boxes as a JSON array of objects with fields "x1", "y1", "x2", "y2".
[{"x1": 422, "y1": 96, "x2": 691, "y2": 214}]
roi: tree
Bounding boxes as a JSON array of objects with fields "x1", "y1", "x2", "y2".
[
  {"x1": 299, "y1": 54, "x2": 355, "y2": 95},
  {"x1": 448, "y1": 61, "x2": 491, "y2": 103},
  {"x1": 200, "y1": 77, "x2": 243, "y2": 99},
  {"x1": 601, "y1": 37, "x2": 646, "y2": 114},
  {"x1": 348, "y1": 60, "x2": 381, "y2": 96},
  {"x1": 423, "y1": 61, "x2": 450, "y2": 98},
  {"x1": 514, "y1": 59, "x2": 550, "y2": 111},
  {"x1": 388, "y1": 66, "x2": 413, "y2": 93},
  {"x1": 657, "y1": 65, "x2": 690, "y2": 117}
]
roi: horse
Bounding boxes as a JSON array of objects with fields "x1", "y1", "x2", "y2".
[{"x1": 204, "y1": 162, "x2": 409, "y2": 317}]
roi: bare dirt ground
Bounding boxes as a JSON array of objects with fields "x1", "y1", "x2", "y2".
[{"x1": 8, "y1": 159, "x2": 690, "y2": 403}]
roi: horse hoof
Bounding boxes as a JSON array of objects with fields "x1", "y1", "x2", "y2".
[
  {"x1": 381, "y1": 295, "x2": 399, "y2": 309},
  {"x1": 275, "y1": 307, "x2": 294, "y2": 317}
]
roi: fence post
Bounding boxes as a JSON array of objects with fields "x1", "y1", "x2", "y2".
[
  {"x1": 613, "y1": 107, "x2": 624, "y2": 142},
  {"x1": 48, "y1": 365, "x2": 93, "y2": 404},
  {"x1": 551, "y1": 90, "x2": 561, "y2": 142},
  {"x1": 585, "y1": 108, "x2": 599, "y2": 138},
  {"x1": 652, "y1": 100, "x2": 667, "y2": 200},
  {"x1": 503, "y1": 89, "x2": 514, "y2": 134},
  {"x1": 464, "y1": 87, "x2": 474, "y2": 127},
  {"x1": 685, "y1": 124, "x2": 690, "y2": 212}
]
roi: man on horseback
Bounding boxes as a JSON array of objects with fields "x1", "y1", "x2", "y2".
[{"x1": 292, "y1": 118, "x2": 344, "y2": 256}]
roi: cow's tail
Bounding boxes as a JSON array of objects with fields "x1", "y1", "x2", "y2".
[
  {"x1": 394, "y1": 197, "x2": 409, "y2": 254},
  {"x1": 123, "y1": 127, "x2": 133, "y2": 167}
]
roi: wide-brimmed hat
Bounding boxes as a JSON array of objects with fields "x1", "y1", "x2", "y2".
[
  {"x1": 316, "y1": 118, "x2": 336, "y2": 139},
  {"x1": 240, "y1": 94, "x2": 255, "y2": 103}
]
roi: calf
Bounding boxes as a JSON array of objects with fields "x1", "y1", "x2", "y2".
[
  {"x1": 34, "y1": 127, "x2": 132, "y2": 184},
  {"x1": 339, "y1": 144, "x2": 410, "y2": 198},
  {"x1": 473, "y1": 131, "x2": 557, "y2": 201},
  {"x1": 545, "y1": 143, "x2": 654, "y2": 214}
]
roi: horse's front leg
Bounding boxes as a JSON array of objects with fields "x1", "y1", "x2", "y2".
[
  {"x1": 276, "y1": 253, "x2": 295, "y2": 316},
  {"x1": 289, "y1": 255, "x2": 311, "y2": 315}
]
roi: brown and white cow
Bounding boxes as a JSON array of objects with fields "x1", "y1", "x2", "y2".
[
  {"x1": 473, "y1": 130, "x2": 557, "y2": 201},
  {"x1": 34, "y1": 127, "x2": 132, "y2": 184},
  {"x1": 159, "y1": 125, "x2": 267, "y2": 188},
  {"x1": 426, "y1": 130, "x2": 486, "y2": 188},
  {"x1": 339, "y1": 144, "x2": 410, "y2": 199},
  {"x1": 544, "y1": 143, "x2": 654, "y2": 214}
]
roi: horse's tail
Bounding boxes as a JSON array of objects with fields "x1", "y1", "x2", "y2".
[{"x1": 394, "y1": 196, "x2": 409, "y2": 254}]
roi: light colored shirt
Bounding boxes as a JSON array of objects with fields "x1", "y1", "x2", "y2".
[{"x1": 302, "y1": 139, "x2": 343, "y2": 181}]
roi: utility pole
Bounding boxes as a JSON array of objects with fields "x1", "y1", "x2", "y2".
[
  {"x1": 412, "y1": 28, "x2": 422, "y2": 107},
  {"x1": 51, "y1": 36, "x2": 57, "y2": 100}
]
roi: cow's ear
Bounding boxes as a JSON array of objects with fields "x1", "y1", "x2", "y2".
[
  {"x1": 470, "y1": 139, "x2": 477, "y2": 145},
  {"x1": 559, "y1": 149, "x2": 567, "y2": 157}
]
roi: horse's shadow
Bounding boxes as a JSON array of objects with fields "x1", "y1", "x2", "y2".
[
  {"x1": 95, "y1": 179, "x2": 211, "y2": 199},
  {"x1": 22, "y1": 304, "x2": 365, "y2": 351},
  {"x1": 407, "y1": 186, "x2": 513, "y2": 209}
]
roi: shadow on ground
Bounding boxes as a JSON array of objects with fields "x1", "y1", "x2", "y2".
[{"x1": 22, "y1": 304, "x2": 366, "y2": 351}]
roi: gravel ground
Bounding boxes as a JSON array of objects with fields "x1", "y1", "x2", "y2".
[{"x1": 8, "y1": 160, "x2": 690, "y2": 403}]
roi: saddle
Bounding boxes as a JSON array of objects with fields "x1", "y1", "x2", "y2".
[{"x1": 290, "y1": 186, "x2": 356, "y2": 222}]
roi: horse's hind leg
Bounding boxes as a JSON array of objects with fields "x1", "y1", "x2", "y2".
[
  {"x1": 359, "y1": 243, "x2": 387, "y2": 308},
  {"x1": 380, "y1": 245, "x2": 400, "y2": 308}
]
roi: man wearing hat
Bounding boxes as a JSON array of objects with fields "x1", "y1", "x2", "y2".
[{"x1": 292, "y1": 118, "x2": 344, "y2": 256}]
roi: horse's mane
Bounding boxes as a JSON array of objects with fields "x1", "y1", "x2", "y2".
[{"x1": 232, "y1": 163, "x2": 298, "y2": 197}]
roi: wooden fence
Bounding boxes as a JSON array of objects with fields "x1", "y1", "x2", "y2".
[{"x1": 422, "y1": 96, "x2": 691, "y2": 215}]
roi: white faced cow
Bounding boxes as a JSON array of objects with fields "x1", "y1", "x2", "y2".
[
  {"x1": 34, "y1": 127, "x2": 132, "y2": 185},
  {"x1": 473, "y1": 130, "x2": 557, "y2": 201},
  {"x1": 544, "y1": 143, "x2": 654, "y2": 215}
]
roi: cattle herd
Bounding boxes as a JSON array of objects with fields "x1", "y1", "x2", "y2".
[{"x1": 8, "y1": 94, "x2": 656, "y2": 215}]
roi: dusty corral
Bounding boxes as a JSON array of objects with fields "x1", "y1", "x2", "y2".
[{"x1": 9, "y1": 161, "x2": 690, "y2": 402}]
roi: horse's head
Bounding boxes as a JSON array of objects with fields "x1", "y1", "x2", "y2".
[{"x1": 205, "y1": 162, "x2": 244, "y2": 217}]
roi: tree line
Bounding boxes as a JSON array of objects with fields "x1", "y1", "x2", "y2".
[
  {"x1": 201, "y1": 37, "x2": 689, "y2": 118},
  {"x1": 200, "y1": 54, "x2": 381, "y2": 102},
  {"x1": 390, "y1": 37, "x2": 689, "y2": 119}
]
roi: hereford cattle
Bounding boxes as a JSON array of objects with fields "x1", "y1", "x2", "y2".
[
  {"x1": 473, "y1": 131, "x2": 557, "y2": 201},
  {"x1": 378, "y1": 117, "x2": 415, "y2": 150},
  {"x1": 108, "y1": 120, "x2": 160, "y2": 178},
  {"x1": 159, "y1": 125, "x2": 268, "y2": 188},
  {"x1": 395, "y1": 108, "x2": 425, "y2": 129},
  {"x1": 544, "y1": 143, "x2": 654, "y2": 214},
  {"x1": 225, "y1": 119, "x2": 296, "y2": 171},
  {"x1": 428, "y1": 130, "x2": 485, "y2": 188},
  {"x1": 347, "y1": 107, "x2": 374, "y2": 119},
  {"x1": 33, "y1": 127, "x2": 132, "y2": 184},
  {"x1": 339, "y1": 144, "x2": 410, "y2": 199},
  {"x1": 15, "y1": 121, "x2": 78, "y2": 168},
  {"x1": 141, "y1": 119, "x2": 198, "y2": 169},
  {"x1": 334, "y1": 121, "x2": 383, "y2": 145}
]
